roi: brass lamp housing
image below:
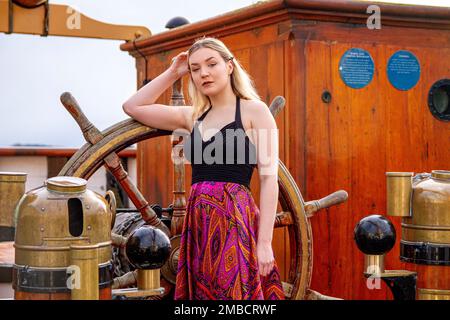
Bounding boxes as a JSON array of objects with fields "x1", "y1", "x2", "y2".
[
  {"x1": 14, "y1": 176, "x2": 113, "y2": 268},
  {"x1": 403, "y1": 170, "x2": 450, "y2": 244},
  {"x1": 387, "y1": 170, "x2": 450, "y2": 244}
]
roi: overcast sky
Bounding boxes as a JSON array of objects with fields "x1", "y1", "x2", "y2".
[{"x1": 0, "y1": 0, "x2": 449, "y2": 147}]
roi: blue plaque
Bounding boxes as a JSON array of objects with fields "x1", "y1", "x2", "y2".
[
  {"x1": 387, "y1": 50, "x2": 420, "y2": 91},
  {"x1": 339, "y1": 48, "x2": 374, "y2": 89}
]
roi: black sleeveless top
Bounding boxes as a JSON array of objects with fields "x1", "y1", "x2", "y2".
[{"x1": 183, "y1": 96, "x2": 257, "y2": 189}]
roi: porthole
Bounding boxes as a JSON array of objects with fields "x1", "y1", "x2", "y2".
[{"x1": 428, "y1": 79, "x2": 450, "y2": 121}]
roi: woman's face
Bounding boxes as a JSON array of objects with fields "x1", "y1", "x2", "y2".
[{"x1": 188, "y1": 47, "x2": 233, "y2": 97}]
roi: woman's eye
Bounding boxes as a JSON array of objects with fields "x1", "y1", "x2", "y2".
[
  {"x1": 192, "y1": 69, "x2": 199, "y2": 72},
  {"x1": 208, "y1": 63, "x2": 216, "y2": 67}
]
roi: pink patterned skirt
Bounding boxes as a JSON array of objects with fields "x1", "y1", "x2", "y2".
[{"x1": 174, "y1": 181, "x2": 285, "y2": 300}]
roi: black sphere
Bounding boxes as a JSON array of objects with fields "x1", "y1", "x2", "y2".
[
  {"x1": 125, "y1": 226, "x2": 171, "y2": 269},
  {"x1": 353, "y1": 214, "x2": 396, "y2": 255},
  {"x1": 165, "y1": 16, "x2": 190, "y2": 29}
]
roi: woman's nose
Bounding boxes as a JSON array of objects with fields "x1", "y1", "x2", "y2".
[{"x1": 200, "y1": 68, "x2": 209, "y2": 77}]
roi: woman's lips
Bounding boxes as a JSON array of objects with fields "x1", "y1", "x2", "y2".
[{"x1": 202, "y1": 81, "x2": 213, "y2": 87}]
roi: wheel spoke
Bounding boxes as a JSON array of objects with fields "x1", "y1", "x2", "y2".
[
  {"x1": 281, "y1": 281, "x2": 293, "y2": 299},
  {"x1": 59, "y1": 92, "x2": 170, "y2": 237},
  {"x1": 274, "y1": 211, "x2": 293, "y2": 228},
  {"x1": 104, "y1": 153, "x2": 169, "y2": 236}
]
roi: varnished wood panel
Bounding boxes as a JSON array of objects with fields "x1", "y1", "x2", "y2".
[
  {"x1": 305, "y1": 41, "x2": 333, "y2": 296},
  {"x1": 329, "y1": 42, "x2": 387, "y2": 300}
]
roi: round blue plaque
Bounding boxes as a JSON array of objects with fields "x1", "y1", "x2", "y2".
[
  {"x1": 339, "y1": 48, "x2": 374, "y2": 89},
  {"x1": 387, "y1": 50, "x2": 420, "y2": 91}
]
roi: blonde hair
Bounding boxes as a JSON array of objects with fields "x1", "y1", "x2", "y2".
[{"x1": 187, "y1": 37, "x2": 260, "y2": 121}]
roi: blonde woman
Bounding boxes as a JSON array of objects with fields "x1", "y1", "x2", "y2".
[{"x1": 122, "y1": 37, "x2": 284, "y2": 300}]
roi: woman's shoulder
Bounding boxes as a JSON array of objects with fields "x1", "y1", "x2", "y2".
[
  {"x1": 241, "y1": 98, "x2": 267, "y2": 109},
  {"x1": 241, "y1": 99, "x2": 268, "y2": 116},
  {"x1": 240, "y1": 99, "x2": 274, "y2": 131},
  {"x1": 241, "y1": 98, "x2": 276, "y2": 129},
  {"x1": 241, "y1": 99, "x2": 272, "y2": 118}
]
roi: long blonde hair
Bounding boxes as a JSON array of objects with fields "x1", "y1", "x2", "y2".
[{"x1": 187, "y1": 37, "x2": 260, "y2": 121}]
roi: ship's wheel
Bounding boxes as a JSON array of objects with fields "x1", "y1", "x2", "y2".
[{"x1": 58, "y1": 91, "x2": 347, "y2": 300}]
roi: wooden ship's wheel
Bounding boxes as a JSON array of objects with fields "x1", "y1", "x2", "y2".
[{"x1": 57, "y1": 82, "x2": 347, "y2": 300}]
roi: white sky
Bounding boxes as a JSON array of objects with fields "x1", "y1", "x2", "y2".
[{"x1": 0, "y1": 0, "x2": 449, "y2": 147}]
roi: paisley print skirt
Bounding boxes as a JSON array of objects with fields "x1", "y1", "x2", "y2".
[{"x1": 174, "y1": 181, "x2": 284, "y2": 300}]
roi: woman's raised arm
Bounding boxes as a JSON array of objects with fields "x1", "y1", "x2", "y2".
[{"x1": 122, "y1": 51, "x2": 192, "y2": 132}]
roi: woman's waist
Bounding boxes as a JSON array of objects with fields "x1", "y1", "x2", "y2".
[
  {"x1": 189, "y1": 180, "x2": 253, "y2": 199},
  {"x1": 191, "y1": 164, "x2": 254, "y2": 184}
]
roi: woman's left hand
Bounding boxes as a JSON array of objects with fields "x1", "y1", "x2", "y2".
[{"x1": 256, "y1": 242, "x2": 275, "y2": 277}]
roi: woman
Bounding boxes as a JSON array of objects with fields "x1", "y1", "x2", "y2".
[{"x1": 122, "y1": 37, "x2": 284, "y2": 300}]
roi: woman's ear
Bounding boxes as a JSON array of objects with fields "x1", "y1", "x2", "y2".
[{"x1": 227, "y1": 60, "x2": 234, "y2": 75}]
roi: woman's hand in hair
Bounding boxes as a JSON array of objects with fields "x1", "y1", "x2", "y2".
[{"x1": 169, "y1": 51, "x2": 189, "y2": 79}]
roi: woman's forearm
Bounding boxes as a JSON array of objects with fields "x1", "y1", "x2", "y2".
[
  {"x1": 122, "y1": 67, "x2": 179, "y2": 111},
  {"x1": 257, "y1": 175, "x2": 279, "y2": 245}
]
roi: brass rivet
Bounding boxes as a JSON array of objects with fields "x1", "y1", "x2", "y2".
[
  {"x1": 40, "y1": 227, "x2": 44, "y2": 232},
  {"x1": 87, "y1": 225, "x2": 92, "y2": 230},
  {"x1": 41, "y1": 207, "x2": 45, "y2": 212}
]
